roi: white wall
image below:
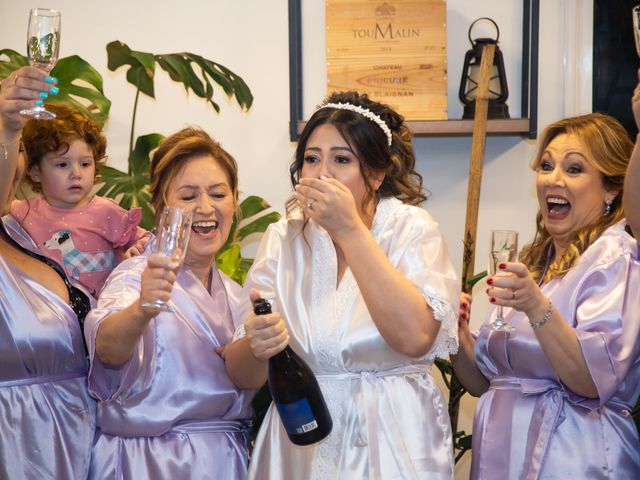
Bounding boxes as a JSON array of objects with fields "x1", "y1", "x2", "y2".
[{"x1": 0, "y1": 0, "x2": 590, "y2": 478}]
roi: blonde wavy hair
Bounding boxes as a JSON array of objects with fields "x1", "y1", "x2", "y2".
[{"x1": 520, "y1": 113, "x2": 632, "y2": 283}]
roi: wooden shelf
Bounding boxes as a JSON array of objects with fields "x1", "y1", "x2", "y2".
[
  {"x1": 296, "y1": 118, "x2": 530, "y2": 137},
  {"x1": 406, "y1": 118, "x2": 530, "y2": 136}
]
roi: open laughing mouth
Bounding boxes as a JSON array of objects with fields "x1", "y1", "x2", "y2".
[
  {"x1": 191, "y1": 220, "x2": 219, "y2": 236},
  {"x1": 546, "y1": 195, "x2": 570, "y2": 220}
]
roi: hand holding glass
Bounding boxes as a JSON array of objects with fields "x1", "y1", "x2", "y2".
[
  {"x1": 20, "y1": 8, "x2": 61, "y2": 119},
  {"x1": 141, "y1": 207, "x2": 192, "y2": 312},
  {"x1": 489, "y1": 230, "x2": 518, "y2": 331}
]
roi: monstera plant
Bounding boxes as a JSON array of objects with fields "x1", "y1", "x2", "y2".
[{"x1": 0, "y1": 43, "x2": 279, "y2": 284}]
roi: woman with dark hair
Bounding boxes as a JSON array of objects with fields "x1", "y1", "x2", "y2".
[
  {"x1": 454, "y1": 113, "x2": 640, "y2": 479},
  {"x1": 226, "y1": 91, "x2": 459, "y2": 478},
  {"x1": 85, "y1": 128, "x2": 254, "y2": 479}
]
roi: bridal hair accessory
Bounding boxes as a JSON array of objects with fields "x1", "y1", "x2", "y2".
[{"x1": 318, "y1": 102, "x2": 393, "y2": 147}]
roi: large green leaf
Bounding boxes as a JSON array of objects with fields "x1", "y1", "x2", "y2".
[
  {"x1": 216, "y1": 196, "x2": 280, "y2": 285},
  {"x1": 237, "y1": 212, "x2": 281, "y2": 242},
  {"x1": 49, "y1": 55, "x2": 111, "y2": 126},
  {"x1": 0, "y1": 49, "x2": 29, "y2": 78},
  {"x1": 0, "y1": 50, "x2": 110, "y2": 126},
  {"x1": 240, "y1": 195, "x2": 272, "y2": 218},
  {"x1": 128, "y1": 133, "x2": 164, "y2": 176},
  {"x1": 216, "y1": 244, "x2": 244, "y2": 284},
  {"x1": 106, "y1": 41, "x2": 253, "y2": 112},
  {"x1": 107, "y1": 41, "x2": 155, "y2": 98}
]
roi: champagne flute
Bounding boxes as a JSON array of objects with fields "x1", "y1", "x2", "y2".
[
  {"x1": 634, "y1": 5, "x2": 640, "y2": 57},
  {"x1": 489, "y1": 230, "x2": 518, "y2": 331},
  {"x1": 19, "y1": 8, "x2": 61, "y2": 119},
  {"x1": 141, "y1": 207, "x2": 193, "y2": 312}
]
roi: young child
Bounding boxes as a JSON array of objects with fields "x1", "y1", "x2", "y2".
[{"x1": 10, "y1": 104, "x2": 150, "y2": 297}]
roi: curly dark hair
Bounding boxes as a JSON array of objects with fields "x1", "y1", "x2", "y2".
[
  {"x1": 287, "y1": 91, "x2": 426, "y2": 218},
  {"x1": 21, "y1": 104, "x2": 107, "y2": 193}
]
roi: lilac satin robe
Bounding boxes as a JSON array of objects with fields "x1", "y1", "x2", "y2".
[
  {"x1": 85, "y1": 252, "x2": 253, "y2": 479},
  {"x1": 0, "y1": 216, "x2": 95, "y2": 479},
  {"x1": 241, "y1": 198, "x2": 460, "y2": 479},
  {"x1": 472, "y1": 222, "x2": 640, "y2": 479}
]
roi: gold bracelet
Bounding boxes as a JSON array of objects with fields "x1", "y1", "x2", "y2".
[
  {"x1": 0, "y1": 136, "x2": 21, "y2": 162},
  {"x1": 530, "y1": 299, "x2": 553, "y2": 330}
]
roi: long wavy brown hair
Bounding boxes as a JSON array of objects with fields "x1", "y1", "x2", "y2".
[
  {"x1": 286, "y1": 91, "x2": 427, "y2": 226},
  {"x1": 520, "y1": 113, "x2": 632, "y2": 283}
]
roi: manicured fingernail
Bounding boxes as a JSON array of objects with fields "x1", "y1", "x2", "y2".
[
  {"x1": 499, "y1": 263, "x2": 507, "y2": 270},
  {"x1": 49, "y1": 86, "x2": 59, "y2": 95},
  {"x1": 461, "y1": 312, "x2": 468, "y2": 320},
  {"x1": 487, "y1": 277, "x2": 494, "y2": 285},
  {"x1": 168, "y1": 262, "x2": 178, "y2": 269},
  {"x1": 461, "y1": 302, "x2": 468, "y2": 309},
  {"x1": 35, "y1": 99, "x2": 43, "y2": 106},
  {"x1": 45, "y1": 75, "x2": 55, "y2": 84},
  {"x1": 490, "y1": 297, "x2": 496, "y2": 303},
  {"x1": 39, "y1": 92, "x2": 48, "y2": 99}
]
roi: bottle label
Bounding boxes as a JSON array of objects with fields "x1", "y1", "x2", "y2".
[{"x1": 274, "y1": 398, "x2": 319, "y2": 435}]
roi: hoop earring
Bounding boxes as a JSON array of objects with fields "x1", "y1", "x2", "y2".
[{"x1": 604, "y1": 199, "x2": 612, "y2": 216}]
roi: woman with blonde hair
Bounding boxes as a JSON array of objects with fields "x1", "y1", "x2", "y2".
[{"x1": 454, "y1": 113, "x2": 640, "y2": 479}]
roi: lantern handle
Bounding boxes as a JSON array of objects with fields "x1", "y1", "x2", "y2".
[{"x1": 468, "y1": 17, "x2": 500, "y2": 45}]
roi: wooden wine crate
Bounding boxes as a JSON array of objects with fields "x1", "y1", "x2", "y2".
[{"x1": 326, "y1": 0, "x2": 447, "y2": 120}]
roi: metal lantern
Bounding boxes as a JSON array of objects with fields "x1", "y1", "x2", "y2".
[{"x1": 458, "y1": 17, "x2": 510, "y2": 119}]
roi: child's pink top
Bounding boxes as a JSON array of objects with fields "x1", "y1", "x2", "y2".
[{"x1": 10, "y1": 195, "x2": 150, "y2": 296}]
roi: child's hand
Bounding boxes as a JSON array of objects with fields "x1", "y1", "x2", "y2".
[{"x1": 124, "y1": 236, "x2": 151, "y2": 258}]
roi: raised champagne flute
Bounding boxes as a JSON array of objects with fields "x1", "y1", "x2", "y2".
[
  {"x1": 19, "y1": 8, "x2": 61, "y2": 119},
  {"x1": 489, "y1": 230, "x2": 518, "y2": 331},
  {"x1": 633, "y1": 5, "x2": 640, "y2": 57},
  {"x1": 141, "y1": 207, "x2": 192, "y2": 312}
]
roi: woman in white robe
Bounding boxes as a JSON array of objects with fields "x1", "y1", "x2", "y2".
[{"x1": 226, "y1": 91, "x2": 460, "y2": 479}]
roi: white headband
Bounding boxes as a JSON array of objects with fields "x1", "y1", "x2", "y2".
[{"x1": 317, "y1": 102, "x2": 393, "y2": 147}]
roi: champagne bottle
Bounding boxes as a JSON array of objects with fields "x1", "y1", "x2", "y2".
[{"x1": 253, "y1": 298, "x2": 333, "y2": 446}]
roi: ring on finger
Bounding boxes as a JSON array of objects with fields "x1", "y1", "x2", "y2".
[
  {"x1": 308, "y1": 199, "x2": 316, "y2": 209},
  {"x1": 13, "y1": 75, "x2": 19, "y2": 86},
  {"x1": 512, "y1": 290, "x2": 517, "y2": 300}
]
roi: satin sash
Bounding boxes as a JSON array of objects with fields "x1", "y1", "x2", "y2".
[
  {"x1": 0, "y1": 369, "x2": 86, "y2": 387},
  {"x1": 488, "y1": 376, "x2": 565, "y2": 480},
  {"x1": 317, "y1": 365, "x2": 429, "y2": 480}
]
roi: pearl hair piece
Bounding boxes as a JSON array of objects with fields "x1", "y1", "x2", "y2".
[{"x1": 317, "y1": 102, "x2": 393, "y2": 147}]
